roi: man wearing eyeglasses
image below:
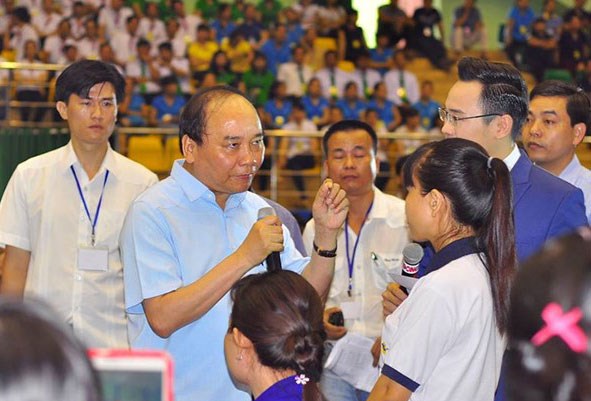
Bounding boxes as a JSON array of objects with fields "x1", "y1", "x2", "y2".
[
  {"x1": 438, "y1": 56, "x2": 586, "y2": 401},
  {"x1": 437, "y1": 57, "x2": 587, "y2": 257}
]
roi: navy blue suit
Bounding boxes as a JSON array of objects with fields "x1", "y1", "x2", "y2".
[
  {"x1": 512, "y1": 149, "x2": 588, "y2": 261},
  {"x1": 496, "y1": 150, "x2": 587, "y2": 401}
]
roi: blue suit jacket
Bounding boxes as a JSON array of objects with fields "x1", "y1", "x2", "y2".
[
  {"x1": 511, "y1": 149, "x2": 587, "y2": 261},
  {"x1": 495, "y1": 150, "x2": 587, "y2": 401}
]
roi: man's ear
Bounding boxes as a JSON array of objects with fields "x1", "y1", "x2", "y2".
[
  {"x1": 573, "y1": 123, "x2": 586, "y2": 146},
  {"x1": 56, "y1": 101, "x2": 68, "y2": 120},
  {"x1": 493, "y1": 114, "x2": 514, "y2": 140},
  {"x1": 181, "y1": 134, "x2": 195, "y2": 162}
]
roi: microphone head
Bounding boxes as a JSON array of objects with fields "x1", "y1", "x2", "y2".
[
  {"x1": 403, "y1": 243, "x2": 424, "y2": 265},
  {"x1": 257, "y1": 207, "x2": 275, "y2": 220}
]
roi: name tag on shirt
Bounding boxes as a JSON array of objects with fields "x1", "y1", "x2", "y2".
[
  {"x1": 341, "y1": 301, "x2": 362, "y2": 320},
  {"x1": 78, "y1": 247, "x2": 108, "y2": 271}
]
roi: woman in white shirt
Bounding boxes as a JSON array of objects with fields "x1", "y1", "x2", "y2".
[{"x1": 369, "y1": 138, "x2": 516, "y2": 401}]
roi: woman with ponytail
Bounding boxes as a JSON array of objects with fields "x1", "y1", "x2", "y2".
[
  {"x1": 225, "y1": 270, "x2": 327, "y2": 401},
  {"x1": 369, "y1": 138, "x2": 516, "y2": 401}
]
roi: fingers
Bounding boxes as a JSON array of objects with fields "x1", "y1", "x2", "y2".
[
  {"x1": 331, "y1": 189, "x2": 349, "y2": 214},
  {"x1": 382, "y1": 282, "x2": 407, "y2": 318},
  {"x1": 323, "y1": 306, "x2": 342, "y2": 322},
  {"x1": 371, "y1": 337, "x2": 381, "y2": 367},
  {"x1": 258, "y1": 215, "x2": 281, "y2": 227},
  {"x1": 318, "y1": 179, "x2": 348, "y2": 213},
  {"x1": 324, "y1": 323, "x2": 347, "y2": 340}
]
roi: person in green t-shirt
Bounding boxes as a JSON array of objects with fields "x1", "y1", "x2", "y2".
[
  {"x1": 194, "y1": 0, "x2": 218, "y2": 22},
  {"x1": 242, "y1": 51, "x2": 275, "y2": 107}
]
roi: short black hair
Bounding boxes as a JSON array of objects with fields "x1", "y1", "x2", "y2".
[
  {"x1": 55, "y1": 59, "x2": 125, "y2": 103},
  {"x1": 530, "y1": 80, "x2": 591, "y2": 134},
  {"x1": 160, "y1": 75, "x2": 178, "y2": 87},
  {"x1": 158, "y1": 41, "x2": 173, "y2": 52},
  {"x1": 136, "y1": 38, "x2": 150, "y2": 49},
  {"x1": 458, "y1": 57, "x2": 528, "y2": 140},
  {"x1": 323, "y1": 120, "x2": 378, "y2": 157},
  {"x1": 12, "y1": 6, "x2": 31, "y2": 23}
]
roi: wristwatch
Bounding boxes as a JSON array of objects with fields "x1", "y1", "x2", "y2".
[{"x1": 313, "y1": 241, "x2": 337, "y2": 258}]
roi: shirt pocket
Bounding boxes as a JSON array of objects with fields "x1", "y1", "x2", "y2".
[
  {"x1": 97, "y1": 209, "x2": 127, "y2": 252},
  {"x1": 372, "y1": 252, "x2": 403, "y2": 290}
]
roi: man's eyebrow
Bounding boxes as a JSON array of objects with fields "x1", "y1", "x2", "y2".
[
  {"x1": 84, "y1": 95, "x2": 116, "y2": 100},
  {"x1": 540, "y1": 110, "x2": 558, "y2": 116},
  {"x1": 222, "y1": 133, "x2": 264, "y2": 141},
  {"x1": 446, "y1": 107, "x2": 465, "y2": 114},
  {"x1": 223, "y1": 136, "x2": 242, "y2": 141}
]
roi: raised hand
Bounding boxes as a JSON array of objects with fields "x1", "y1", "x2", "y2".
[{"x1": 312, "y1": 178, "x2": 349, "y2": 232}]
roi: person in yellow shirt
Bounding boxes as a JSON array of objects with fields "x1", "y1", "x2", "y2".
[
  {"x1": 188, "y1": 23, "x2": 219, "y2": 77},
  {"x1": 221, "y1": 30, "x2": 253, "y2": 75}
]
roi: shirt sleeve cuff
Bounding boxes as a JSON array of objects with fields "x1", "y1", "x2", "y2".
[{"x1": 382, "y1": 364, "x2": 420, "y2": 392}]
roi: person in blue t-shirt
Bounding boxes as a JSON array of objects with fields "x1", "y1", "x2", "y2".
[
  {"x1": 263, "y1": 81, "x2": 293, "y2": 128},
  {"x1": 210, "y1": 3, "x2": 237, "y2": 43},
  {"x1": 260, "y1": 24, "x2": 293, "y2": 75},
  {"x1": 336, "y1": 81, "x2": 368, "y2": 120},
  {"x1": 505, "y1": 0, "x2": 536, "y2": 68},
  {"x1": 150, "y1": 75, "x2": 187, "y2": 127},
  {"x1": 412, "y1": 80, "x2": 441, "y2": 131},
  {"x1": 302, "y1": 77, "x2": 330, "y2": 128},
  {"x1": 369, "y1": 32, "x2": 395, "y2": 75},
  {"x1": 367, "y1": 81, "x2": 401, "y2": 131}
]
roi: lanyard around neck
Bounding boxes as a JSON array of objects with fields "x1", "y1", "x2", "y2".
[
  {"x1": 344, "y1": 201, "x2": 374, "y2": 297},
  {"x1": 71, "y1": 166, "x2": 109, "y2": 247}
]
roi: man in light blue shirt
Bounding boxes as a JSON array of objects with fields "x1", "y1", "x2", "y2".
[
  {"x1": 120, "y1": 85, "x2": 349, "y2": 401},
  {"x1": 523, "y1": 80, "x2": 591, "y2": 224}
]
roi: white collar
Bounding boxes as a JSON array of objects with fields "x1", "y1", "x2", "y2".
[{"x1": 503, "y1": 144, "x2": 521, "y2": 171}]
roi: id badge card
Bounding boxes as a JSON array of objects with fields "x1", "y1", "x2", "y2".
[
  {"x1": 340, "y1": 300, "x2": 362, "y2": 320},
  {"x1": 78, "y1": 247, "x2": 109, "y2": 271}
]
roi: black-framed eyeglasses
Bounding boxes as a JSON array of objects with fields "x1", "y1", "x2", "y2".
[{"x1": 438, "y1": 107, "x2": 501, "y2": 126}]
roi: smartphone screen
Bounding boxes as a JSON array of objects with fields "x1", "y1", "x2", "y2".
[{"x1": 88, "y1": 349, "x2": 174, "y2": 401}]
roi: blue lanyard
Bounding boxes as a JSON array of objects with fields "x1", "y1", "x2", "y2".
[
  {"x1": 344, "y1": 202, "x2": 373, "y2": 297},
  {"x1": 71, "y1": 166, "x2": 109, "y2": 247}
]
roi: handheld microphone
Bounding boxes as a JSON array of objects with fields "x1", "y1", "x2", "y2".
[
  {"x1": 257, "y1": 207, "x2": 282, "y2": 272},
  {"x1": 400, "y1": 243, "x2": 424, "y2": 294}
]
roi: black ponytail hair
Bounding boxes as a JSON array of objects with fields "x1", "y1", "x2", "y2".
[
  {"x1": 402, "y1": 138, "x2": 516, "y2": 334},
  {"x1": 230, "y1": 271, "x2": 327, "y2": 401}
]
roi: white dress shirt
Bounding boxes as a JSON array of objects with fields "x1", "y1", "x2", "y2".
[
  {"x1": 138, "y1": 17, "x2": 167, "y2": 46},
  {"x1": 98, "y1": 6, "x2": 133, "y2": 40},
  {"x1": 351, "y1": 68, "x2": 382, "y2": 97},
  {"x1": 32, "y1": 10, "x2": 62, "y2": 38},
  {"x1": 314, "y1": 67, "x2": 355, "y2": 99},
  {"x1": 110, "y1": 31, "x2": 140, "y2": 66},
  {"x1": 559, "y1": 155, "x2": 591, "y2": 224},
  {"x1": 303, "y1": 188, "x2": 409, "y2": 338},
  {"x1": 44, "y1": 34, "x2": 75, "y2": 63},
  {"x1": 277, "y1": 62, "x2": 314, "y2": 97},
  {"x1": 383, "y1": 68, "x2": 420, "y2": 105},
  {"x1": 0, "y1": 142, "x2": 158, "y2": 347}
]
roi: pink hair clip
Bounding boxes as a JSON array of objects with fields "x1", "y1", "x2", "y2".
[{"x1": 531, "y1": 302, "x2": 587, "y2": 353}]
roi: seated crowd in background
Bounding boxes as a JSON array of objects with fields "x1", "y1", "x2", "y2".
[
  {"x1": 0, "y1": 0, "x2": 449, "y2": 129},
  {"x1": 0, "y1": 0, "x2": 451, "y2": 196}
]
